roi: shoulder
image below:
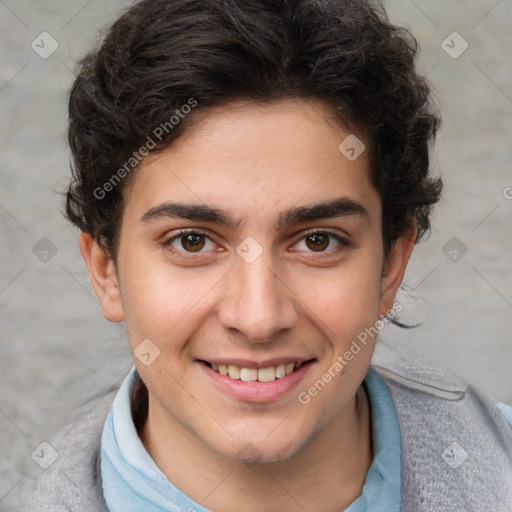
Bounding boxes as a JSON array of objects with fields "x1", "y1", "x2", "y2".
[
  {"x1": 371, "y1": 342, "x2": 512, "y2": 511},
  {"x1": 3, "y1": 385, "x2": 118, "y2": 511}
]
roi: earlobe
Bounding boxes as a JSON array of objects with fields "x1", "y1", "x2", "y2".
[
  {"x1": 379, "y1": 222, "x2": 417, "y2": 317},
  {"x1": 79, "y1": 232, "x2": 125, "y2": 323}
]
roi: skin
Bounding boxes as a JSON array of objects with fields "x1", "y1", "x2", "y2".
[{"x1": 81, "y1": 98, "x2": 416, "y2": 512}]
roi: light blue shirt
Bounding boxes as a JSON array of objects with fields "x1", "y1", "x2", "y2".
[{"x1": 100, "y1": 366, "x2": 512, "y2": 512}]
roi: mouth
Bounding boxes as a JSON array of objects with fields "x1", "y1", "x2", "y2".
[{"x1": 198, "y1": 359, "x2": 317, "y2": 383}]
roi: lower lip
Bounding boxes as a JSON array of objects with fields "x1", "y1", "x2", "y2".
[{"x1": 197, "y1": 361, "x2": 315, "y2": 403}]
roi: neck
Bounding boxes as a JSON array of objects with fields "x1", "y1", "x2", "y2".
[{"x1": 140, "y1": 385, "x2": 372, "y2": 512}]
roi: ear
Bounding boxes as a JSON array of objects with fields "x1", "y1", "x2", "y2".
[
  {"x1": 79, "y1": 232, "x2": 124, "y2": 322},
  {"x1": 378, "y1": 221, "x2": 417, "y2": 317}
]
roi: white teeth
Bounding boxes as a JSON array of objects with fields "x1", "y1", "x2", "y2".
[
  {"x1": 228, "y1": 365, "x2": 240, "y2": 380},
  {"x1": 240, "y1": 368, "x2": 258, "y2": 382},
  {"x1": 209, "y1": 361, "x2": 308, "y2": 382},
  {"x1": 257, "y1": 366, "x2": 276, "y2": 382},
  {"x1": 275, "y1": 364, "x2": 286, "y2": 378}
]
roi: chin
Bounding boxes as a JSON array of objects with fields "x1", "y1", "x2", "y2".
[{"x1": 208, "y1": 427, "x2": 310, "y2": 466}]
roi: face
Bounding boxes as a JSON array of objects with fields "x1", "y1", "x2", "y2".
[{"x1": 83, "y1": 98, "x2": 414, "y2": 464}]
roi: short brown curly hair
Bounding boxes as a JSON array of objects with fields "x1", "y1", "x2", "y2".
[{"x1": 65, "y1": 0, "x2": 442, "y2": 264}]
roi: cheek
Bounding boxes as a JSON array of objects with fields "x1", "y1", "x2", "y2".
[
  {"x1": 291, "y1": 261, "x2": 381, "y2": 335},
  {"x1": 118, "y1": 252, "x2": 222, "y2": 350}
]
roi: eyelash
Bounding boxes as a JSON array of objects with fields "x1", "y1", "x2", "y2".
[
  {"x1": 295, "y1": 228, "x2": 351, "y2": 257},
  {"x1": 162, "y1": 228, "x2": 351, "y2": 258}
]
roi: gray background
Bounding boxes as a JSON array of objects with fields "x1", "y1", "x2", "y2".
[{"x1": 0, "y1": 0, "x2": 511, "y2": 503}]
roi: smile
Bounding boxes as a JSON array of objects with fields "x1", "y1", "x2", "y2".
[
  {"x1": 202, "y1": 360, "x2": 312, "y2": 383},
  {"x1": 197, "y1": 358, "x2": 317, "y2": 402}
]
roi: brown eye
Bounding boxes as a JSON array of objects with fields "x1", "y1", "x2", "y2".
[
  {"x1": 181, "y1": 233, "x2": 206, "y2": 252},
  {"x1": 305, "y1": 233, "x2": 330, "y2": 251},
  {"x1": 164, "y1": 230, "x2": 218, "y2": 257}
]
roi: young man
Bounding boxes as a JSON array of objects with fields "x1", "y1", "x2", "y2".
[{"x1": 13, "y1": 0, "x2": 512, "y2": 511}]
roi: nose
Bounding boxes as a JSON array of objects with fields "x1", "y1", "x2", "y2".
[{"x1": 218, "y1": 251, "x2": 298, "y2": 343}]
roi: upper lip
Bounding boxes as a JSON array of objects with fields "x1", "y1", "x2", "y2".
[{"x1": 197, "y1": 357, "x2": 316, "y2": 369}]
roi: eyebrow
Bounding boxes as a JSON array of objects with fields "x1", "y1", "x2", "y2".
[
  {"x1": 140, "y1": 203, "x2": 240, "y2": 228},
  {"x1": 276, "y1": 197, "x2": 370, "y2": 228},
  {"x1": 139, "y1": 197, "x2": 370, "y2": 228}
]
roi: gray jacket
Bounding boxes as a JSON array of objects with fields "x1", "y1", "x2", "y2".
[{"x1": 3, "y1": 346, "x2": 512, "y2": 511}]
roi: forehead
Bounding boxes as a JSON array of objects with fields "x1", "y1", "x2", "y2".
[{"x1": 122, "y1": 98, "x2": 380, "y2": 228}]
